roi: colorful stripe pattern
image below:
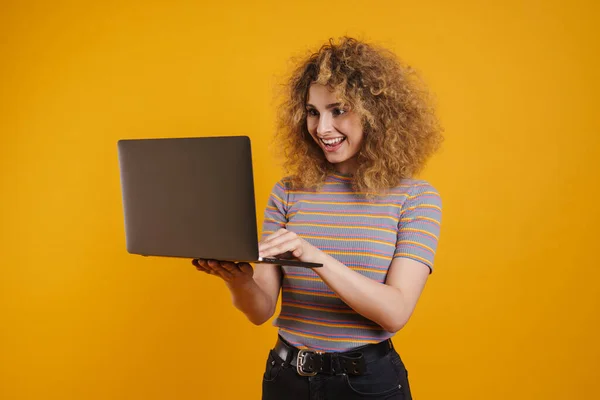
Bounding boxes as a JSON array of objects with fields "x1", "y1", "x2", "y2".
[{"x1": 261, "y1": 173, "x2": 442, "y2": 351}]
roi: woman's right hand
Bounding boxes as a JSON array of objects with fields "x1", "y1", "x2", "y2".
[{"x1": 192, "y1": 259, "x2": 254, "y2": 287}]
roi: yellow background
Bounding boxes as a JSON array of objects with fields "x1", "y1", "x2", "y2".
[{"x1": 1, "y1": 0, "x2": 599, "y2": 399}]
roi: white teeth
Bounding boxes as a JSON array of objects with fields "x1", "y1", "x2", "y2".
[{"x1": 322, "y1": 137, "x2": 344, "y2": 145}]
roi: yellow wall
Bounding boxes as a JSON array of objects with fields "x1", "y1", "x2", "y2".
[{"x1": 1, "y1": 1, "x2": 598, "y2": 399}]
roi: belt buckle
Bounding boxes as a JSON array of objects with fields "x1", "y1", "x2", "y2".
[{"x1": 297, "y1": 349, "x2": 322, "y2": 376}]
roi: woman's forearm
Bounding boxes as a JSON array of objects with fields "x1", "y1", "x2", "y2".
[
  {"x1": 226, "y1": 280, "x2": 275, "y2": 325},
  {"x1": 312, "y1": 253, "x2": 408, "y2": 333}
]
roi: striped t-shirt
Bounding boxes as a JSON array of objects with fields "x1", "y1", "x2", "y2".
[{"x1": 261, "y1": 172, "x2": 442, "y2": 352}]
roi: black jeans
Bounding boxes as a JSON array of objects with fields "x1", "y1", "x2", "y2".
[{"x1": 262, "y1": 341, "x2": 412, "y2": 400}]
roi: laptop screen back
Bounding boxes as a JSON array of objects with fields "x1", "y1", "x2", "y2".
[{"x1": 117, "y1": 136, "x2": 260, "y2": 261}]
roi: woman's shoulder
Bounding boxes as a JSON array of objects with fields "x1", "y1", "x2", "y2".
[
  {"x1": 393, "y1": 178, "x2": 442, "y2": 207},
  {"x1": 396, "y1": 178, "x2": 439, "y2": 193}
]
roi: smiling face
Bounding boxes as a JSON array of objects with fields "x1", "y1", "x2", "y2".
[{"x1": 305, "y1": 84, "x2": 364, "y2": 175}]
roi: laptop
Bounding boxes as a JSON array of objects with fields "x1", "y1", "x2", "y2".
[{"x1": 117, "y1": 136, "x2": 323, "y2": 268}]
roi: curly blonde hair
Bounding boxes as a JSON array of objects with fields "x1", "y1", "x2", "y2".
[{"x1": 274, "y1": 36, "x2": 443, "y2": 196}]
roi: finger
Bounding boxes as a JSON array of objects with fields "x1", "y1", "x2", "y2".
[
  {"x1": 261, "y1": 228, "x2": 289, "y2": 244},
  {"x1": 206, "y1": 260, "x2": 232, "y2": 280},
  {"x1": 261, "y1": 237, "x2": 302, "y2": 258},
  {"x1": 207, "y1": 259, "x2": 224, "y2": 271},
  {"x1": 238, "y1": 263, "x2": 253, "y2": 275},
  {"x1": 260, "y1": 231, "x2": 298, "y2": 254},
  {"x1": 292, "y1": 248, "x2": 303, "y2": 258},
  {"x1": 192, "y1": 258, "x2": 207, "y2": 268},
  {"x1": 260, "y1": 230, "x2": 296, "y2": 250},
  {"x1": 192, "y1": 259, "x2": 211, "y2": 273},
  {"x1": 221, "y1": 261, "x2": 238, "y2": 274}
]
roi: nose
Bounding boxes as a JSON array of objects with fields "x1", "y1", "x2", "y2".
[{"x1": 317, "y1": 112, "x2": 333, "y2": 136}]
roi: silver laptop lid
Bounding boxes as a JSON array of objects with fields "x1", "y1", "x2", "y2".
[{"x1": 117, "y1": 136, "x2": 259, "y2": 261}]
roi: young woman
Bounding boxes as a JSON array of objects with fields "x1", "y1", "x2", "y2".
[{"x1": 193, "y1": 36, "x2": 443, "y2": 399}]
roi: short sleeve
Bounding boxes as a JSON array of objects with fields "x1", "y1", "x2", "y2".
[
  {"x1": 261, "y1": 179, "x2": 289, "y2": 241},
  {"x1": 394, "y1": 182, "x2": 442, "y2": 273}
]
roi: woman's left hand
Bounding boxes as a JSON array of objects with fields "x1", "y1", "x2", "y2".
[{"x1": 259, "y1": 228, "x2": 323, "y2": 263}]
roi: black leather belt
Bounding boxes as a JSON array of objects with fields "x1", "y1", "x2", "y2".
[{"x1": 273, "y1": 336, "x2": 393, "y2": 377}]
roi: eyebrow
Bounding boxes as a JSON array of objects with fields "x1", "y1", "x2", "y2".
[{"x1": 306, "y1": 102, "x2": 343, "y2": 109}]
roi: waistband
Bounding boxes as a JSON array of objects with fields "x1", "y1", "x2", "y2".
[{"x1": 272, "y1": 335, "x2": 394, "y2": 377}]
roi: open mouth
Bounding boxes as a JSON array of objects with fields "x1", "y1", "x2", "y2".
[{"x1": 320, "y1": 136, "x2": 346, "y2": 151}]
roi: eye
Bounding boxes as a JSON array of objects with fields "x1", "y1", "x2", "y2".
[
  {"x1": 306, "y1": 108, "x2": 319, "y2": 117},
  {"x1": 332, "y1": 108, "x2": 347, "y2": 117}
]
